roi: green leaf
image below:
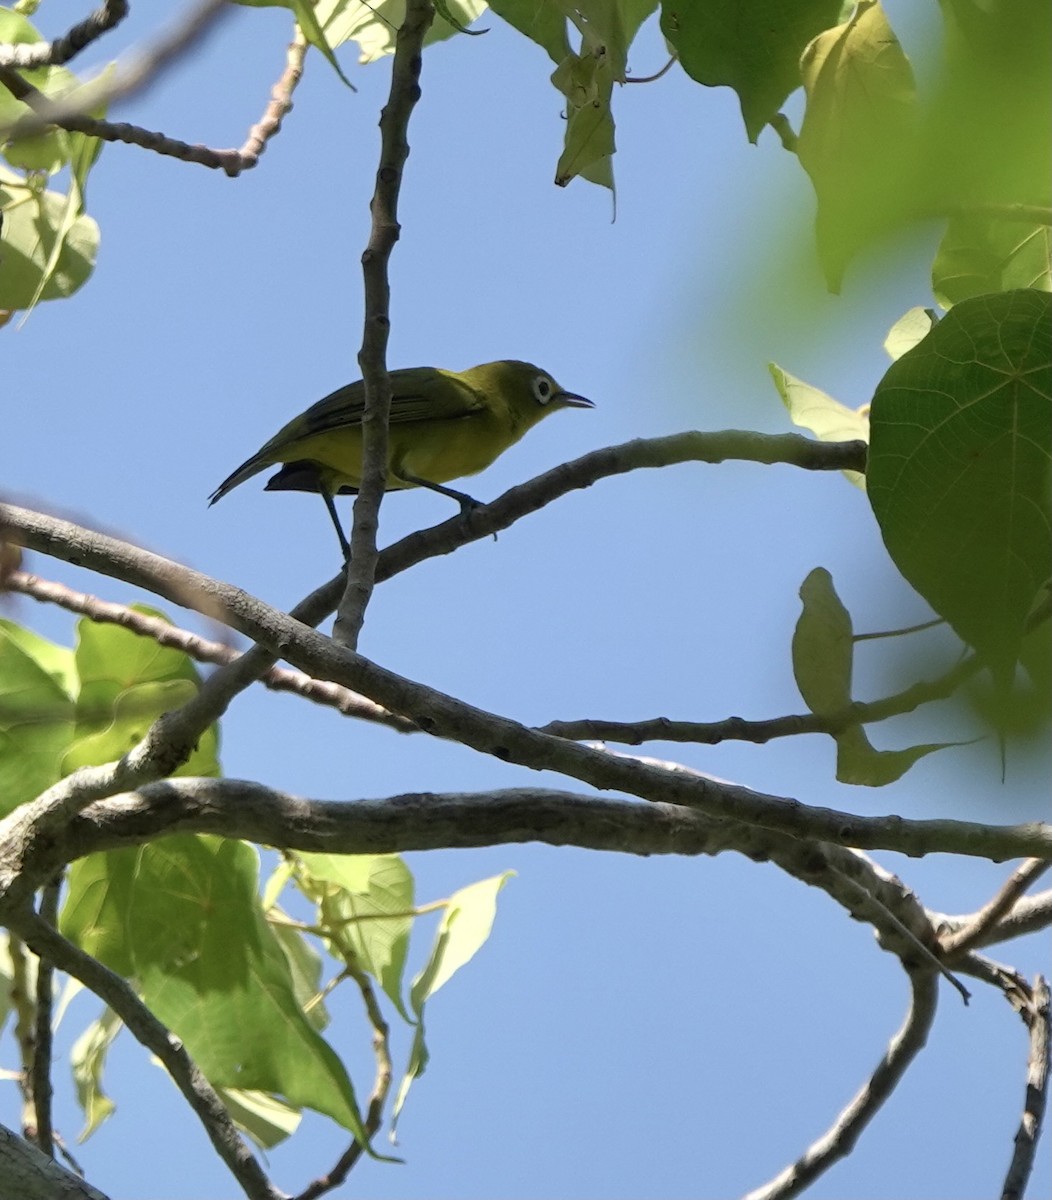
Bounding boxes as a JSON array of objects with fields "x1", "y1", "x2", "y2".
[
  {"x1": 488, "y1": 0, "x2": 570, "y2": 62},
  {"x1": 0, "y1": 620, "x2": 76, "y2": 815},
  {"x1": 796, "y1": 0, "x2": 917, "y2": 290},
  {"x1": 63, "y1": 609, "x2": 220, "y2": 777},
  {"x1": 923, "y1": 1, "x2": 1051, "y2": 224},
  {"x1": 0, "y1": 618, "x2": 77, "y2": 695},
  {"x1": 0, "y1": 932, "x2": 19, "y2": 1037},
  {"x1": 933, "y1": 216, "x2": 1052, "y2": 308},
  {"x1": 792, "y1": 570, "x2": 957, "y2": 784},
  {"x1": 393, "y1": 873, "x2": 510, "y2": 1128},
  {"x1": 70, "y1": 1007, "x2": 122, "y2": 1140},
  {"x1": 270, "y1": 917, "x2": 331, "y2": 1032},
  {"x1": 965, "y1": 617, "x2": 1052, "y2": 740},
  {"x1": 565, "y1": 0, "x2": 657, "y2": 82},
  {"x1": 0, "y1": 10, "x2": 77, "y2": 173},
  {"x1": 792, "y1": 567, "x2": 853, "y2": 715},
  {"x1": 833, "y1": 727, "x2": 955, "y2": 787},
  {"x1": 661, "y1": 0, "x2": 843, "y2": 142},
  {"x1": 492, "y1": 1, "x2": 655, "y2": 191},
  {"x1": 62, "y1": 838, "x2": 371, "y2": 1139},
  {"x1": 553, "y1": 49, "x2": 615, "y2": 189},
  {"x1": 0, "y1": 167, "x2": 99, "y2": 311},
  {"x1": 295, "y1": 853, "x2": 413, "y2": 1022},
  {"x1": 867, "y1": 289, "x2": 1052, "y2": 683},
  {"x1": 236, "y1": 0, "x2": 356, "y2": 87},
  {"x1": 315, "y1": 0, "x2": 487, "y2": 64},
  {"x1": 216, "y1": 1088, "x2": 302, "y2": 1149},
  {"x1": 883, "y1": 307, "x2": 937, "y2": 361},
  {"x1": 769, "y1": 363, "x2": 868, "y2": 488},
  {"x1": 410, "y1": 873, "x2": 509, "y2": 1006}
]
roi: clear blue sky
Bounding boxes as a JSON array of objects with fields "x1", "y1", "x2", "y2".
[{"x1": 4, "y1": 2, "x2": 1049, "y2": 1198}]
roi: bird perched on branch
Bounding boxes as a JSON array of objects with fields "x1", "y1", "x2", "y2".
[{"x1": 209, "y1": 360, "x2": 593, "y2": 558}]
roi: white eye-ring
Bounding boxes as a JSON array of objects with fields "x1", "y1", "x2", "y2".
[{"x1": 532, "y1": 375, "x2": 554, "y2": 404}]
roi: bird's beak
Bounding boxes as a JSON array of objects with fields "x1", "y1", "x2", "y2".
[{"x1": 555, "y1": 390, "x2": 595, "y2": 409}]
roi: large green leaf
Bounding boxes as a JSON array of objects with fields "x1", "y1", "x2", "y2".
[
  {"x1": 63, "y1": 609, "x2": 219, "y2": 777},
  {"x1": 0, "y1": 619, "x2": 76, "y2": 815},
  {"x1": 488, "y1": 0, "x2": 569, "y2": 61},
  {"x1": 867, "y1": 289, "x2": 1052, "y2": 682},
  {"x1": 61, "y1": 837, "x2": 370, "y2": 1138},
  {"x1": 661, "y1": 0, "x2": 843, "y2": 142},
  {"x1": 923, "y1": 0, "x2": 1051, "y2": 223},
  {"x1": 933, "y1": 216, "x2": 1052, "y2": 308},
  {"x1": 796, "y1": 0, "x2": 916, "y2": 290}
]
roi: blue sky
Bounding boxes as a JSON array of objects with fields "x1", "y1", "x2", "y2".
[{"x1": 3, "y1": 2, "x2": 1049, "y2": 1198}]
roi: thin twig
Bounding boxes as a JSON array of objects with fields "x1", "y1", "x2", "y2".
[
  {"x1": 1, "y1": 0, "x2": 232, "y2": 141},
  {"x1": 7, "y1": 570, "x2": 416, "y2": 732},
  {"x1": 6, "y1": 934, "x2": 37, "y2": 1130},
  {"x1": 624, "y1": 54, "x2": 676, "y2": 84},
  {"x1": 335, "y1": 0, "x2": 435, "y2": 649},
  {"x1": 294, "y1": 956, "x2": 392, "y2": 1199},
  {"x1": 30, "y1": 875, "x2": 62, "y2": 1158},
  {"x1": 7, "y1": 908, "x2": 283, "y2": 1200},
  {"x1": 942, "y1": 860, "x2": 1051, "y2": 958},
  {"x1": 236, "y1": 30, "x2": 307, "y2": 170},
  {"x1": 1002, "y1": 975, "x2": 1049, "y2": 1200},
  {"x1": 539, "y1": 652, "x2": 980, "y2": 745},
  {"x1": 824, "y1": 865, "x2": 969, "y2": 1003},
  {"x1": 743, "y1": 967, "x2": 939, "y2": 1200},
  {"x1": 1, "y1": 15, "x2": 304, "y2": 177},
  {"x1": 769, "y1": 112, "x2": 798, "y2": 151},
  {"x1": 983, "y1": 891, "x2": 1052, "y2": 948},
  {"x1": 0, "y1": 0, "x2": 128, "y2": 69}
]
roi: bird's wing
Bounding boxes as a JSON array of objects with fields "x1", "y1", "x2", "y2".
[{"x1": 294, "y1": 368, "x2": 486, "y2": 437}]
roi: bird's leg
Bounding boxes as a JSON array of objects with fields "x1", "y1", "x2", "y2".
[
  {"x1": 321, "y1": 488, "x2": 351, "y2": 561},
  {"x1": 395, "y1": 472, "x2": 498, "y2": 542},
  {"x1": 395, "y1": 471, "x2": 481, "y2": 513}
]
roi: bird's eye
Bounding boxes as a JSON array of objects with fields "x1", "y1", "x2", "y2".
[{"x1": 532, "y1": 375, "x2": 554, "y2": 404}]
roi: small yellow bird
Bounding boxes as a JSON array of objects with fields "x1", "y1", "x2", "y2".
[{"x1": 209, "y1": 360, "x2": 593, "y2": 557}]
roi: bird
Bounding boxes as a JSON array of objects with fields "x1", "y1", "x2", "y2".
[{"x1": 208, "y1": 360, "x2": 593, "y2": 558}]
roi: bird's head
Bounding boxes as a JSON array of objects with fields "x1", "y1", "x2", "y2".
[{"x1": 471, "y1": 360, "x2": 594, "y2": 425}]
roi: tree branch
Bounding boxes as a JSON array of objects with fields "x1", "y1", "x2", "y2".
[
  {"x1": 5, "y1": 909, "x2": 284, "y2": 1200},
  {"x1": 29, "y1": 876, "x2": 61, "y2": 1158},
  {"x1": 2, "y1": 504, "x2": 1049, "y2": 864},
  {"x1": 1003, "y1": 975, "x2": 1050, "y2": 1200},
  {"x1": 941, "y1": 860, "x2": 1051, "y2": 958},
  {"x1": 0, "y1": 1, "x2": 128, "y2": 69},
  {"x1": 2, "y1": 781, "x2": 985, "y2": 975},
  {"x1": 0, "y1": 15, "x2": 303, "y2": 177},
  {"x1": 336, "y1": 0, "x2": 435, "y2": 648},
  {"x1": 0, "y1": 1123, "x2": 110, "y2": 1200},
  {"x1": 0, "y1": 0, "x2": 232, "y2": 142},
  {"x1": 743, "y1": 966, "x2": 939, "y2": 1200},
  {"x1": 539, "y1": 650, "x2": 980, "y2": 745}
]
